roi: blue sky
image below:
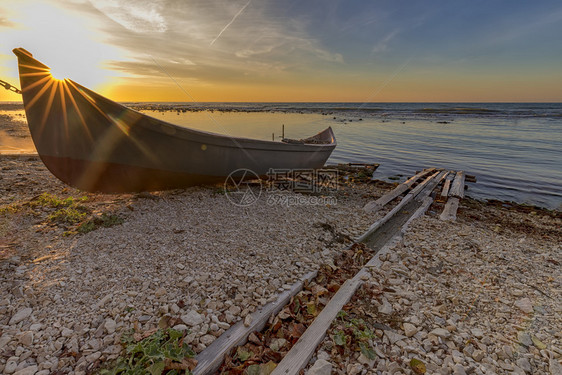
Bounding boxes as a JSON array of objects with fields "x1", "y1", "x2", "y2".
[{"x1": 1, "y1": 0, "x2": 561, "y2": 101}]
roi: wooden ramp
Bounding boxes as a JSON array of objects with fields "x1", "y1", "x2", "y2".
[{"x1": 192, "y1": 167, "x2": 476, "y2": 375}]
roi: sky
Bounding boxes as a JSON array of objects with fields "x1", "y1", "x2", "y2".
[{"x1": 1, "y1": 0, "x2": 561, "y2": 102}]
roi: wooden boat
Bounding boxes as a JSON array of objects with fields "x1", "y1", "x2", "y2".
[{"x1": 12, "y1": 48, "x2": 336, "y2": 193}]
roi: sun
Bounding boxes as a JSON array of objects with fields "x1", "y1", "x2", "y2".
[{"x1": 3, "y1": 1, "x2": 122, "y2": 91}]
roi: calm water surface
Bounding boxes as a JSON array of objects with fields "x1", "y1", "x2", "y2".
[
  {"x1": 1, "y1": 102, "x2": 561, "y2": 209},
  {"x1": 142, "y1": 104, "x2": 562, "y2": 209}
]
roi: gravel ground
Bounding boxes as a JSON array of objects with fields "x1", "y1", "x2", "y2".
[
  {"x1": 309, "y1": 200, "x2": 561, "y2": 375},
  {"x1": 0, "y1": 157, "x2": 386, "y2": 374}
]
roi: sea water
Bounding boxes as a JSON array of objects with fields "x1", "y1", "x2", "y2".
[{"x1": 1, "y1": 102, "x2": 561, "y2": 209}]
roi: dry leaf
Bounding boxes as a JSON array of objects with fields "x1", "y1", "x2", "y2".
[{"x1": 410, "y1": 358, "x2": 426, "y2": 374}]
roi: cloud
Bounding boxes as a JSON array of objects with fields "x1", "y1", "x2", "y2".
[
  {"x1": 59, "y1": 0, "x2": 345, "y2": 85},
  {"x1": 0, "y1": 16, "x2": 18, "y2": 29},
  {"x1": 89, "y1": 0, "x2": 167, "y2": 33},
  {"x1": 371, "y1": 29, "x2": 400, "y2": 54},
  {"x1": 210, "y1": 0, "x2": 252, "y2": 45}
]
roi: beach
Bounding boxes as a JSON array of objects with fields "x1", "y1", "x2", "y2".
[
  {"x1": 0, "y1": 154, "x2": 560, "y2": 374},
  {"x1": 0, "y1": 107, "x2": 560, "y2": 374}
]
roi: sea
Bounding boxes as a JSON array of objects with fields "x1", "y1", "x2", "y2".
[{"x1": 1, "y1": 102, "x2": 561, "y2": 210}]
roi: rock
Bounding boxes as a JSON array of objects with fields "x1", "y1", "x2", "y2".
[
  {"x1": 452, "y1": 364, "x2": 467, "y2": 375},
  {"x1": 385, "y1": 330, "x2": 407, "y2": 345},
  {"x1": 270, "y1": 338, "x2": 287, "y2": 352},
  {"x1": 61, "y1": 327, "x2": 73, "y2": 337},
  {"x1": 550, "y1": 356, "x2": 562, "y2": 375},
  {"x1": 378, "y1": 298, "x2": 393, "y2": 315},
  {"x1": 358, "y1": 352, "x2": 376, "y2": 368},
  {"x1": 29, "y1": 324, "x2": 42, "y2": 331},
  {"x1": 86, "y1": 352, "x2": 102, "y2": 362},
  {"x1": 518, "y1": 332, "x2": 533, "y2": 347},
  {"x1": 9, "y1": 308, "x2": 32, "y2": 325},
  {"x1": 154, "y1": 287, "x2": 167, "y2": 297},
  {"x1": 18, "y1": 331, "x2": 33, "y2": 346},
  {"x1": 471, "y1": 328, "x2": 484, "y2": 338},
  {"x1": 5, "y1": 357, "x2": 18, "y2": 374},
  {"x1": 403, "y1": 323, "x2": 418, "y2": 337},
  {"x1": 307, "y1": 359, "x2": 332, "y2": 375},
  {"x1": 181, "y1": 310, "x2": 204, "y2": 326},
  {"x1": 0, "y1": 334, "x2": 12, "y2": 350},
  {"x1": 430, "y1": 328, "x2": 451, "y2": 338},
  {"x1": 346, "y1": 363, "x2": 363, "y2": 375},
  {"x1": 95, "y1": 295, "x2": 112, "y2": 308},
  {"x1": 13, "y1": 366, "x2": 38, "y2": 375},
  {"x1": 172, "y1": 324, "x2": 189, "y2": 332},
  {"x1": 104, "y1": 318, "x2": 116, "y2": 334},
  {"x1": 516, "y1": 357, "x2": 531, "y2": 373},
  {"x1": 472, "y1": 349, "x2": 485, "y2": 362},
  {"x1": 514, "y1": 298, "x2": 533, "y2": 314},
  {"x1": 244, "y1": 314, "x2": 253, "y2": 327},
  {"x1": 228, "y1": 305, "x2": 241, "y2": 315},
  {"x1": 199, "y1": 334, "x2": 215, "y2": 346}
]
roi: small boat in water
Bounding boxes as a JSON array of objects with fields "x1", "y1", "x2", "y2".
[{"x1": 12, "y1": 48, "x2": 336, "y2": 193}]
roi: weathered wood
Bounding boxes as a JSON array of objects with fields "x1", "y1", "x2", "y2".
[
  {"x1": 440, "y1": 172, "x2": 455, "y2": 200},
  {"x1": 273, "y1": 184, "x2": 440, "y2": 375},
  {"x1": 356, "y1": 170, "x2": 441, "y2": 243},
  {"x1": 440, "y1": 197, "x2": 460, "y2": 221},
  {"x1": 193, "y1": 271, "x2": 317, "y2": 375},
  {"x1": 363, "y1": 168, "x2": 435, "y2": 213},
  {"x1": 271, "y1": 276, "x2": 363, "y2": 375},
  {"x1": 466, "y1": 174, "x2": 477, "y2": 183},
  {"x1": 449, "y1": 171, "x2": 465, "y2": 198}
]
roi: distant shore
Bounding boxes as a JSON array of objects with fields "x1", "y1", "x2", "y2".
[{"x1": 2, "y1": 102, "x2": 561, "y2": 210}]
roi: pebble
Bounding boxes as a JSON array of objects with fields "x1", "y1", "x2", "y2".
[
  {"x1": 514, "y1": 298, "x2": 534, "y2": 314},
  {"x1": 199, "y1": 334, "x2": 215, "y2": 346},
  {"x1": 402, "y1": 323, "x2": 418, "y2": 337},
  {"x1": 516, "y1": 357, "x2": 531, "y2": 373},
  {"x1": 308, "y1": 359, "x2": 332, "y2": 375},
  {"x1": 18, "y1": 331, "x2": 33, "y2": 346},
  {"x1": 430, "y1": 328, "x2": 451, "y2": 338},
  {"x1": 181, "y1": 310, "x2": 204, "y2": 326},
  {"x1": 104, "y1": 319, "x2": 116, "y2": 334},
  {"x1": 172, "y1": 324, "x2": 189, "y2": 332},
  {"x1": 378, "y1": 297, "x2": 393, "y2": 315},
  {"x1": 9, "y1": 307, "x2": 32, "y2": 325}
]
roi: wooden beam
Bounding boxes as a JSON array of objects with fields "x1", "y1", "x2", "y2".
[
  {"x1": 440, "y1": 172, "x2": 455, "y2": 200},
  {"x1": 449, "y1": 171, "x2": 465, "y2": 199},
  {"x1": 192, "y1": 271, "x2": 317, "y2": 375},
  {"x1": 363, "y1": 168, "x2": 436, "y2": 213},
  {"x1": 356, "y1": 170, "x2": 442, "y2": 243},
  {"x1": 272, "y1": 185, "x2": 439, "y2": 375},
  {"x1": 440, "y1": 197, "x2": 460, "y2": 221}
]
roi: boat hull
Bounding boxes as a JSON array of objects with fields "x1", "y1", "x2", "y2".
[{"x1": 13, "y1": 48, "x2": 336, "y2": 192}]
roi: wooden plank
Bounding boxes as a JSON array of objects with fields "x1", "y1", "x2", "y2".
[
  {"x1": 440, "y1": 197, "x2": 460, "y2": 221},
  {"x1": 273, "y1": 187, "x2": 439, "y2": 375},
  {"x1": 271, "y1": 276, "x2": 364, "y2": 375},
  {"x1": 440, "y1": 172, "x2": 455, "y2": 200},
  {"x1": 193, "y1": 271, "x2": 317, "y2": 375},
  {"x1": 363, "y1": 168, "x2": 435, "y2": 213},
  {"x1": 356, "y1": 170, "x2": 441, "y2": 243},
  {"x1": 449, "y1": 171, "x2": 465, "y2": 199}
]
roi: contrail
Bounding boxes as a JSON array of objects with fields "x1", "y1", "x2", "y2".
[{"x1": 210, "y1": 0, "x2": 252, "y2": 45}]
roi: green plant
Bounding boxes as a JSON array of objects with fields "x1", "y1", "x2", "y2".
[
  {"x1": 101, "y1": 328, "x2": 195, "y2": 375},
  {"x1": 30, "y1": 193, "x2": 87, "y2": 208},
  {"x1": 48, "y1": 206, "x2": 88, "y2": 224},
  {"x1": 78, "y1": 213, "x2": 124, "y2": 233},
  {"x1": 0, "y1": 203, "x2": 20, "y2": 215}
]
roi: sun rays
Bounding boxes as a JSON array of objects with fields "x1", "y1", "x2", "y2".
[{"x1": 16, "y1": 51, "x2": 159, "y2": 189}]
